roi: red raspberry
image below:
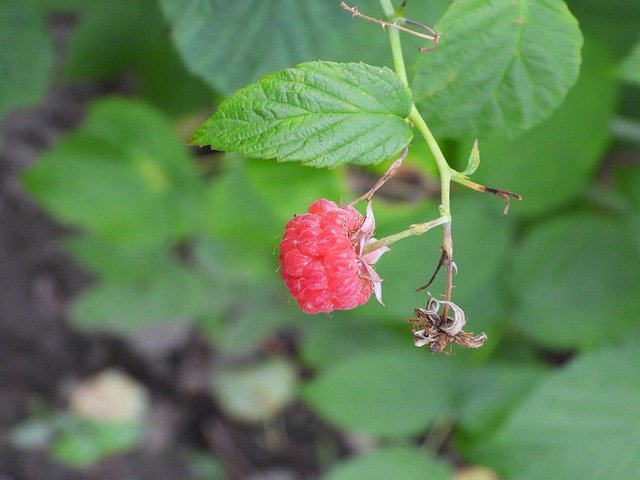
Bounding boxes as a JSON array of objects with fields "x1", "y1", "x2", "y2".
[{"x1": 279, "y1": 199, "x2": 387, "y2": 314}]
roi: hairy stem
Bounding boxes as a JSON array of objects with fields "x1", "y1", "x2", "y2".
[{"x1": 362, "y1": 216, "x2": 450, "y2": 255}]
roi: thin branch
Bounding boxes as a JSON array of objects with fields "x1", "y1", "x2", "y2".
[
  {"x1": 340, "y1": 2, "x2": 439, "y2": 47},
  {"x1": 453, "y1": 176, "x2": 522, "y2": 214},
  {"x1": 349, "y1": 146, "x2": 408, "y2": 205}
]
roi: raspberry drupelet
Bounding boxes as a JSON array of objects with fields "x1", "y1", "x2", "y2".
[{"x1": 279, "y1": 199, "x2": 388, "y2": 314}]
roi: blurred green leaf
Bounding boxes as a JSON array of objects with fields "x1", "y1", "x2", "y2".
[
  {"x1": 193, "y1": 62, "x2": 413, "y2": 168},
  {"x1": 0, "y1": 0, "x2": 53, "y2": 118},
  {"x1": 620, "y1": 39, "x2": 640, "y2": 85},
  {"x1": 64, "y1": 0, "x2": 212, "y2": 116},
  {"x1": 470, "y1": 41, "x2": 618, "y2": 216},
  {"x1": 510, "y1": 214, "x2": 640, "y2": 349},
  {"x1": 157, "y1": 0, "x2": 353, "y2": 93},
  {"x1": 323, "y1": 446, "x2": 452, "y2": 480},
  {"x1": 614, "y1": 164, "x2": 640, "y2": 212},
  {"x1": 52, "y1": 418, "x2": 143, "y2": 467},
  {"x1": 211, "y1": 358, "x2": 297, "y2": 423},
  {"x1": 72, "y1": 258, "x2": 210, "y2": 332},
  {"x1": 300, "y1": 318, "x2": 410, "y2": 369},
  {"x1": 202, "y1": 157, "x2": 280, "y2": 275},
  {"x1": 245, "y1": 159, "x2": 346, "y2": 224},
  {"x1": 302, "y1": 349, "x2": 453, "y2": 438},
  {"x1": 468, "y1": 343, "x2": 640, "y2": 480},
  {"x1": 567, "y1": 0, "x2": 640, "y2": 58},
  {"x1": 412, "y1": 0, "x2": 583, "y2": 138},
  {"x1": 456, "y1": 364, "x2": 546, "y2": 437},
  {"x1": 23, "y1": 98, "x2": 203, "y2": 247}
]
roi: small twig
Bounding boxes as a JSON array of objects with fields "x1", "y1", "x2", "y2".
[
  {"x1": 453, "y1": 176, "x2": 522, "y2": 214},
  {"x1": 340, "y1": 2, "x2": 439, "y2": 47},
  {"x1": 350, "y1": 146, "x2": 408, "y2": 205}
]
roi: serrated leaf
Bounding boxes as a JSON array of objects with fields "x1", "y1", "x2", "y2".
[
  {"x1": 192, "y1": 61, "x2": 413, "y2": 168},
  {"x1": 22, "y1": 99, "x2": 202, "y2": 247},
  {"x1": 0, "y1": 0, "x2": 53, "y2": 118},
  {"x1": 302, "y1": 349, "x2": 453, "y2": 438},
  {"x1": 158, "y1": 0, "x2": 351, "y2": 93},
  {"x1": 324, "y1": 447, "x2": 452, "y2": 480},
  {"x1": 158, "y1": 0, "x2": 450, "y2": 94},
  {"x1": 510, "y1": 214, "x2": 640, "y2": 349},
  {"x1": 620, "y1": 39, "x2": 640, "y2": 85},
  {"x1": 412, "y1": 0, "x2": 583, "y2": 138},
  {"x1": 468, "y1": 344, "x2": 640, "y2": 480},
  {"x1": 469, "y1": 41, "x2": 617, "y2": 216}
]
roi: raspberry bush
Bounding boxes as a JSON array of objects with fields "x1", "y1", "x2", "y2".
[{"x1": 12, "y1": 0, "x2": 640, "y2": 477}]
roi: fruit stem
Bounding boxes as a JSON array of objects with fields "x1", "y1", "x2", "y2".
[{"x1": 362, "y1": 215, "x2": 450, "y2": 255}]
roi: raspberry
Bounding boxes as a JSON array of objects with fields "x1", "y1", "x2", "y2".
[{"x1": 279, "y1": 199, "x2": 388, "y2": 314}]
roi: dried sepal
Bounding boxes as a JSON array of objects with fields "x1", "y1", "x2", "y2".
[{"x1": 409, "y1": 295, "x2": 487, "y2": 354}]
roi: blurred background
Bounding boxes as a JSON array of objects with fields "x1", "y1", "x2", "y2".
[{"x1": 1, "y1": 1, "x2": 639, "y2": 479}]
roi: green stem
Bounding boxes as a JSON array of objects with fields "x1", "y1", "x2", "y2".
[
  {"x1": 379, "y1": 0, "x2": 409, "y2": 86},
  {"x1": 362, "y1": 216, "x2": 450, "y2": 255},
  {"x1": 408, "y1": 106, "x2": 452, "y2": 215},
  {"x1": 378, "y1": 0, "x2": 456, "y2": 318}
]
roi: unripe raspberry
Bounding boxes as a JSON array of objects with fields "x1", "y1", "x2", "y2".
[{"x1": 279, "y1": 199, "x2": 387, "y2": 314}]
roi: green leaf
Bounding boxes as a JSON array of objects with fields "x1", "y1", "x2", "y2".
[
  {"x1": 192, "y1": 61, "x2": 413, "y2": 168},
  {"x1": 64, "y1": 0, "x2": 212, "y2": 116},
  {"x1": 157, "y1": 0, "x2": 354, "y2": 93},
  {"x1": 567, "y1": 0, "x2": 640, "y2": 58},
  {"x1": 71, "y1": 259, "x2": 210, "y2": 333},
  {"x1": 412, "y1": 0, "x2": 583, "y2": 138},
  {"x1": 468, "y1": 344, "x2": 640, "y2": 480},
  {"x1": 620, "y1": 39, "x2": 640, "y2": 85},
  {"x1": 52, "y1": 418, "x2": 143, "y2": 467},
  {"x1": 0, "y1": 0, "x2": 53, "y2": 118},
  {"x1": 211, "y1": 358, "x2": 297, "y2": 423},
  {"x1": 461, "y1": 139, "x2": 480, "y2": 176},
  {"x1": 300, "y1": 318, "x2": 409, "y2": 369},
  {"x1": 302, "y1": 349, "x2": 453, "y2": 438},
  {"x1": 509, "y1": 214, "x2": 640, "y2": 350},
  {"x1": 158, "y1": 0, "x2": 449, "y2": 93},
  {"x1": 324, "y1": 447, "x2": 452, "y2": 480},
  {"x1": 469, "y1": 41, "x2": 617, "y2": 217},
  {"x1": 22, "y1": 98, "x2": 203, "y2": 247},
  {"x1": 456, "y1": 364, "x2": 546, "y2": 437}
]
